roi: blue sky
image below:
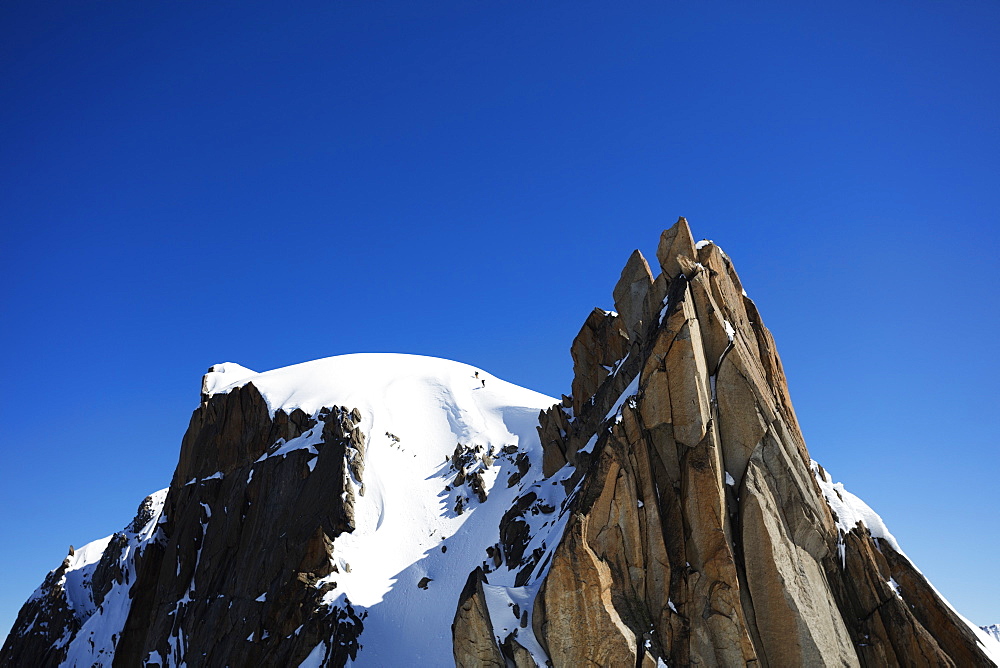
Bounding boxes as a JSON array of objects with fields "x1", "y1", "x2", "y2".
[{"x1": 1, "y1": 0, "x2": 997, "y2": 637}]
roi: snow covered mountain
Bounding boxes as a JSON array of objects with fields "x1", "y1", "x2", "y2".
[
  {"x1": 2, "y1": 354, "x2": 564, "y2": 666},
  {"x1": 3, "y1": 219, "x2": 997, "y2": 666}
]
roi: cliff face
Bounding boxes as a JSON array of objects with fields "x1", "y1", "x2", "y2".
[
  {"x1": 3, "y1": 221, "x2": 997, "y2": 667},
  {"x1": 111, "y1": 388, "x2": 368, "y2": 667},
  {"x1": 454, "y1": 219, "x2": 998, "y2": 667}
]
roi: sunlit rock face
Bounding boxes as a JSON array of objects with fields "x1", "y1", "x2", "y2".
[{"x1": 4, "y1": 221, "x2": 998, "y2": 667}]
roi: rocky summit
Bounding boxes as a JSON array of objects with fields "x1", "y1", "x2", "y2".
[{"x1": 3, "y1": 219, "x2": 998, "y2": 667}]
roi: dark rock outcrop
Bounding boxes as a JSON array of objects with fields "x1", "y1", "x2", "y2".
[
  {"x1": 113, "y1": 400, "x2": 366, "y2": 667},
  {"x1": 3, "y1": 388, "x2": 370, "y2": 668},
  {"x1": 0, "y1": 554, "x2": 79, "y2": 667}
]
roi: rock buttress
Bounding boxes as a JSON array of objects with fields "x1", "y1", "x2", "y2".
[
  {"x1": 452, "y1": 567, "x2": 505, "y2": 667},
  {"x1": 113, "y1": 392, "x2": 367, "y2": 667}
]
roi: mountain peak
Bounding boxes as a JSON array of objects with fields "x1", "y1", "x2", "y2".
[{"x1": 4, "y1": 224, "x2": 996, "y2": 667}]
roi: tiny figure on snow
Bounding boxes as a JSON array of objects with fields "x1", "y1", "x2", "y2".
[
  {"x1": 474, "y1": 371, "x2": 479, "y2": 379},
  {"x1": 481, "y1": 379, "x2": 486, "y2": 387}
]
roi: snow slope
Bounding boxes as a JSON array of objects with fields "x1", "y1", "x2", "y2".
[{"x1": 206, "y1": 353, "x2": 561, "y2": 665}]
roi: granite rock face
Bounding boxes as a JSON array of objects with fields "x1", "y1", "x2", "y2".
[
  {"x1": 453, "y1": 568, "x2": 505, "y2": 668},
  {"x1": 454, "y1": 219, "x2": 995, "y2": 667}
]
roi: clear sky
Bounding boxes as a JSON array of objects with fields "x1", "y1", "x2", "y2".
[{"x1": 1, "y1": 0, "x2": 997, "y2": 639}]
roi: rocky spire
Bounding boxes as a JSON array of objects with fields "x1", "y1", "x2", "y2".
[{"x1": 458, "y1": 218, "x2": 996, "y2": 667}]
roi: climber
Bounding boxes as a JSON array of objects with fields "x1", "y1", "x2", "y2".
[{"x1": 481, "y1": 379, "x2": 486, "y2": 387}]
